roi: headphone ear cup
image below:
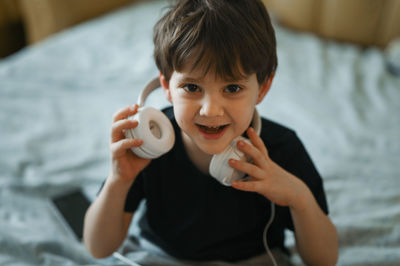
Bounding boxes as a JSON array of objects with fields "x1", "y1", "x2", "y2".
[
  {"x1": 209, "y1": 137, "x2": 251, "y2": 186},
  {"x1": 124, "y1": 107, "x2": 175, "y2": 159}
]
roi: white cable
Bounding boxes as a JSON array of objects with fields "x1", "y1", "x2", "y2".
[
  {"x1": 113, "y1": 252, "x2": 142, "y2": 266},
  {"x1": 263, "y1": 201, "x2": 278, "y2": 266}
]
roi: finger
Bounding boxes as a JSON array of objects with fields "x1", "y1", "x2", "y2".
[
  {"x1": 231, "y1": 179, "x2": 264, "y2": 193},
  {"x1": 110, "y1": 138, "x2": 143, "y2": 157},
  {"x1": 247, "y1": 127, "x2": 269, "y2": 157},
  {"x1": 229, "y1": 158, "x2": 265, "y2": 180},
  {"x1": 111, "y1": 119, "x2": 139, "y2": 143},
  {"x1": 236, "y1": 139, "x2": 267, "y2": 168},
  {"x1": 112, "y1": 104, "x2": 138, "y2": 122}
]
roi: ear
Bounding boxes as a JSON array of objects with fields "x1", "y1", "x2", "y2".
[
  {"x1": 256, "y1": 72, "x2": 274, "y2": 104},
  {"x1": 159, "y1": 72, "x2": 172, "y2": 103}
]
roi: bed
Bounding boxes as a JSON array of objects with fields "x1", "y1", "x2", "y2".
[{"x1": 1, "y1": 0, "x2": 399, "y2": 265}]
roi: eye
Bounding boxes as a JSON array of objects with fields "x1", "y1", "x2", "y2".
[
  {"x1": 182, "y1": 84, "x2": 201, "y2": 93},
  {"x1": 224, "y1": 84, "x2": 242, "y2": 94}
]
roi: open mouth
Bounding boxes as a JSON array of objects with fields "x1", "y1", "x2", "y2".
[{"x1": 196, "y1": 124, "x2": 229, "y2": 134}]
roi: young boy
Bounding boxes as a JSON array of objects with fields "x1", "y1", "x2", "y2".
[{"x1": 83, "y1": 0, "x2": 338, "y2": 265}]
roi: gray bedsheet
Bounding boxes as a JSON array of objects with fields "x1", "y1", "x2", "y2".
[{"x1": 1, "y1": 0, "x2": 399, "y2": 265}]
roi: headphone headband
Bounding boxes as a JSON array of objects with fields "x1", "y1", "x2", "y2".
[
  {"x1": 252, "y1": 108, "x2": 262, "y2": 136},
  {"x1": 137, "y1": 77, "x2": 161, "y2": 107}
]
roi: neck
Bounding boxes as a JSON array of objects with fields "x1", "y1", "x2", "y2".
[{"x1": 181, "y1": 131, "x2": 212, "y2": 175}]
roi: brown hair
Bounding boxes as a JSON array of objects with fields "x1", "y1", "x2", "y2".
[{"x1": 153, "y1": 0, "x2": 277, "y2": 84}]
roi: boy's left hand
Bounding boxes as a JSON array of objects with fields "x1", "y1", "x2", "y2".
[{"x1": 230, "y1": 127, "x2": 305, "y2": 208}]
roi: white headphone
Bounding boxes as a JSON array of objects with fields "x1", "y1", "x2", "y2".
[{"x1": 124, "y1": 78, "x2": 261, "y2": 186}]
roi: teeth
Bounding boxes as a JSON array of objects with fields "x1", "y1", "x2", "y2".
[{"x1": 198, "y1": 124, "x2": 226, "y2": 133}]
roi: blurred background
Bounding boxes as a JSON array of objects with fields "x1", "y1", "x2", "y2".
[
  {"x1": 1, "y1": 0, "x2": 399, "y2": 59},
  {"x1": 0, "y1": 0, "x2": 134, "y2": 58}
]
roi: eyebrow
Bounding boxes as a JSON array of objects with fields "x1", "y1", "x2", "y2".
[
  {"x1": 179, "y1": 76, "x2": 250, "y2": 84},
  {"x1": 180, "y1": 77, "x2": 202, "y2": 83}
]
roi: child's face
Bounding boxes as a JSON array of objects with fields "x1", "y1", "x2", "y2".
[{"x1": 160, "y1": 63, "x2": 271, "y2": 155}]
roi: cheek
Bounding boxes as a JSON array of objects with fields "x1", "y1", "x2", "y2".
[
  {"x1": 171, "y1": 92, "x2": 197, "y2": 114},
  {"x1": 231, "y1": 104, "x2": 255, "y2": 131},
  {"x1": 172, "y1": 103, "x2": 192, "y2": 128}
]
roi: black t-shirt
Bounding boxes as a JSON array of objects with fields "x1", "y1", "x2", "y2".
[{"x1": 123, "y1": 106, "x2": 328, "y2": 262}]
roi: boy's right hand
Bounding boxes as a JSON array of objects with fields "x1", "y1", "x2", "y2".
[{"x1": 109, "y1": 104, "x2": 151, "y2": 184}]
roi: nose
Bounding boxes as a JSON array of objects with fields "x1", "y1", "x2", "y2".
[{"x1": 199, "y1": 94, "x2": 224, "y2": 117}]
